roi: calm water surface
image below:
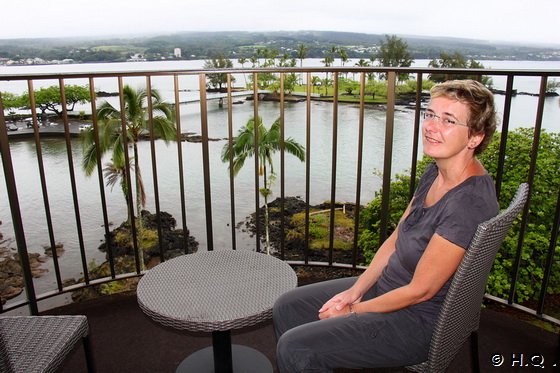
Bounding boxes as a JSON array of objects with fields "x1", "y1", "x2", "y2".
[{"x1": 1, "y1": 59, "x2": 559, "y2": 306}]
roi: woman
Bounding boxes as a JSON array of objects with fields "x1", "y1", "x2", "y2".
[{"x1": 273, "y1": 79, "x2": 500, "y2": 372}]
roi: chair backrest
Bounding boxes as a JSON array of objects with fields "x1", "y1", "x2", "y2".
[
  {"x1": 0, "y1": 315, "x2": 92, "y2": 373},
  {"x1": 408, "y1": 183, "x2": 529, "y2": 373},
  {"x1": 0, "y1": 323, "x2": 14, "y2": 373}
]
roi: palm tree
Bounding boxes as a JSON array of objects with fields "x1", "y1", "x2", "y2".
[
  {"x1": 297, "y1": 44, "x2": 308, "y2": 67},
  {"x1": 339, "y1": 48, "x2": 348, "y2": 67},
  {"x1": 321, "y1": 54, "x2": 335, "y2": 96},
  {"x1": 354, "y1": 58, "x2": 371, "y2": 80},
  {"x1": 103, "y1": 159, "x2": 134, "y2": 221},
  {"x1": 81, "y1": 85, "x2": 176, "y2": 268},
  {"x1": 221, "y1": 116, "x2": 305, "y2": 254},
  {"x1": 330, "y1": 46, "x2": 339, "y2": 60},
  {"x1": 237, "y1": 57, "x2": 248, "y2": 88},
  {"x1": 311, "y1": 76, "x2": 322, "y2": 95},
  {"x1": 297, "y1": 44, "x2": 308, "y2": 85},
  {"x1": 250, "y1": 56, "x2": 258, "y2": 68}
]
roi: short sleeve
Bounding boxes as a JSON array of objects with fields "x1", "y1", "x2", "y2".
[{"x1": 436, "y1": 183, "x2": 499, "y2": 249}]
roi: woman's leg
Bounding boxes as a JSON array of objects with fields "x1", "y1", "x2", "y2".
[
  {"x1": 276, "y1": 309, "x2": 431, "y2": 373},
  {"x1": 273, "y1": 277, "x2": 357, "y2": 339}
]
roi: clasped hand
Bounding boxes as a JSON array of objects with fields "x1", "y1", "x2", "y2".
[{"x1": 318, "y1": 288, "x2": 361, "y2": 320}]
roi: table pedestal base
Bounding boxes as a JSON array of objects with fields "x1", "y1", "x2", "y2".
[{"x1": 176, "y1": 344, "x2": 273, "y2": 373}]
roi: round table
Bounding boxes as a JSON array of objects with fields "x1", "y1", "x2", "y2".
[{"x1": 137, "y1": 250, "x2": 297, "y2": 373}]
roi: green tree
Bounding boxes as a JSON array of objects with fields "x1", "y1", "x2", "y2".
[
  {"x1": 237, "y1": 57, "x2": 247, "y2": 67},
  {"x1": 482, "y1": 128, "x2": 560, "y2": 302},
  {"x1": 354, "y1": 59, "x2": 370, "y2": 68},
  {"x1": 245, "y1": 49, "x2": 297, "y2": 92},
  {"x1": 311, "y1": 76, "x2": 322, "y2": 94},
  {"x1": 358, "y1": 128, "x2": 560, "y2": 303},
  {"x1": 340, "y1": 77, "x2": 359, "y2": 95},
  {"x1": 282, "y1": 73, "x2": 298, "y2": 95},
  {"x1": 321, "y1": 55, "x2": 334, "y2": 68},
  {"x1": 339, "y1": 48, "x2": 348, "y2": 67},
  {"x1": 20, "y1": 85, "x2": 91, "y2": 119},
  {"x1": 353, "y1": 59, "x2": 371, "y2": 81},
  {"x1": 250, "y1": 71, "x2": 278, "y2": 91},
  {"x1": 339, "y1": 48, "x2": 350, "y2": 79},
  {"x1": 81, "y1": 85, "x2": 177, "y2": 268},
  {"x1": 1, "y1": 92, "x2": 23, "y2": 111},
  {"x1": 256, "y1": 47, "x2": 279, "y2": 68},
  {"x1": 321, "y1": 47, "x2": 336, "y2": 82},
  {"x1": 250, "y1": 56, "x2": 258, "y2": 68},
  {"x1": 103, "y1": 160, "x2": 133, "y2": 222},
  {"x1": 321, "y1": 54, "x2": 335, "y2": 89},
  {"x1": 278, "y1": 55, "x2": 296, "y2": 68},
  {"x1": 330, "y1": 46, "x2": 338, "y2": 61},
  {"x1": 364, "y1": 80, "x2": 388, "y2": 100},
  {"x1": 296, "y1": 43, "x2": 309, "y2": 85},
  {"x1": 546, "y1": 79, "x2": 560, "y2": 94},
  {"x1": 321, "y1": 77, "x2": 332, "y2": 96},
  {"x1": 428, "y1": 52, "x2": 492, "y2": 85},
  {"x1": 237, "y1": 57, "x2": 248, "y2": 88},
  {"x1": 203, "y1": 55, "x2": 235, "y2": 91},
  {"x1": 267, "y1": 48, "x2": 280, "y2": 66},
  {"x1": 221, "y1": 116, "x2": 305, "y2": 254},
  {"x1": 1, "y1": 92, "x2": 24, "y2": 121},
  {"x1": 376, "y1": 35, "x2": 414, "y2": 82},
  {"x1": 297, "y1": 44, "x2": 309, "y2": 68}
]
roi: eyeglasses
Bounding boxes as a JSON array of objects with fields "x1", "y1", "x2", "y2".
[{"x1": 423, "y1": 110, "x2": 468, "y2": 128}]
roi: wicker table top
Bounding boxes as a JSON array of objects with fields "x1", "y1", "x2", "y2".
[{"x1": 137, "y1": 250, "x2": 297, "y2": 333}]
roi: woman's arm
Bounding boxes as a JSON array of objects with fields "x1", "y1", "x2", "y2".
[
  {"x1": 318, "y1": 201, "x2": 413, "y2": 314},
  {"x1": 320, "y1": 233, "x2": 465, "y2": 318}
]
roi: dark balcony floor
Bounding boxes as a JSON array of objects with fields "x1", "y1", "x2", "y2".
[{"x1": 42, "y1": 292, "x2": 559, "y2": 373}]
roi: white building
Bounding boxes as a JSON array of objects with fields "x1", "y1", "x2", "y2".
[
  {"x1": 174, "y1": 48, "x2": 182, "y2": 58},
  {"x1": 128, "y1": 54, "x2": 146, "y2": 62}
]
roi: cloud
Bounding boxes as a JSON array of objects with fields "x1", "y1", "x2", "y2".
[{"x1": 1, "y1": 0, "x2": 559, "y2": 46}]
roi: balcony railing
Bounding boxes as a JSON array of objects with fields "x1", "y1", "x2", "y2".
[{"x1": 1, "y1": 65, "x2": 559, "y2": 327}]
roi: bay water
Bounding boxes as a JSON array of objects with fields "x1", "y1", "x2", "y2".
[{"x1": 1, "y1": 59, "x2": 559, "y2": 307}]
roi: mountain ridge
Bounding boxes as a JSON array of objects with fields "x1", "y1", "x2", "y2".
[{"x1": 1, "y1": 30, "x2": 558, "y2": 62}]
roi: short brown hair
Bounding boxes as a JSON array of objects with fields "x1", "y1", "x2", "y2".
[{"x1": 430, "y1": 79, "x2": 497, "y2": 154}]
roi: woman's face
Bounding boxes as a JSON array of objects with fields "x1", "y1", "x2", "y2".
[{"x1": 422, "y1": 96, "x2": 482, "y2": 161}]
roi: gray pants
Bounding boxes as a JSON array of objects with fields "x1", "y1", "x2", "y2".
[{"x1": 272, "y1": 277, "x2": 432, "y2": 372}]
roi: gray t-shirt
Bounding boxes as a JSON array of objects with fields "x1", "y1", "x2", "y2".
[{"x1": 375, "y1": 162, "x2": 499, "y2": 325}]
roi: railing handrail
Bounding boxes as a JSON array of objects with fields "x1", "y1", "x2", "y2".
[
  {"x1": 2, "y1": 66, "x2": 560, "y2": 81},
  {"x1": 1, "y1": 65, "x2": 559, "y2": 330}
]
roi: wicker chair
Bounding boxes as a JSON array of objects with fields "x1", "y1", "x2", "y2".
[
  {"x1": 406, "y1": 183, "x2": 529, "y2": 373},
  {"x1": 0, "y1": 315, "x2": 95, "y2": 373}
]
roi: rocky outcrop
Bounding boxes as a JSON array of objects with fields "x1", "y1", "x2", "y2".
[
  {"x1": 0, "y1": 211, "x2": 199, "y2": 305},
  {"x1": 0, "y1": 246, "x2": 50, "y2": 304},
  {"x1": 242, "y1": 196, "x2": 363, "y2": 264},
  {"x1": 97, "y1": 210, "x2": 199, "y2": 264}
]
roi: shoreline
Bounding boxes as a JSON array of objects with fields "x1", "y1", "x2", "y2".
[
  {"x1": 5, "y1": 87, "x2": 556, "y2": 141},
  {"x1": 5, "y1": 120, "x2": 227, "y2": 143}
]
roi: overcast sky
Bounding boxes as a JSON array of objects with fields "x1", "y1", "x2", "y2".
[{"x1": 2, "y1": 0, "x2": 559, "y2": 46}]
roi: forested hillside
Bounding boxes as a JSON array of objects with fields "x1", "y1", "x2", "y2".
[{"x1": 1, "y1": 30, "x2": 559, "y2": 63}]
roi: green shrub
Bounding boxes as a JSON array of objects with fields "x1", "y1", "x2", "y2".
[
  {"x1": 288, "y1": 209, "x2": 355, "y2": 250},
  {"x1": 482, "y1": 128, "x2": 560, "y2": 302},
  {"x1": 139, "y1": 228, "x2": 159, "y2": 249},
  {"x1": 358, "y1": 128, "x2": 560, "y2": 303}
]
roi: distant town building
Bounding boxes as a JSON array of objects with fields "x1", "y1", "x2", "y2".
[
  {"x1": 25, "y1": 57, "x2": 46, "y2": 65},
  {"x1": 174, "y1": 48, "x2": 182, "y2": 58},
  {"x1": 127, "y1": 53, "x2": 147, "y2": 62}
]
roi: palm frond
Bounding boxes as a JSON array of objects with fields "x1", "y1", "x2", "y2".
[
  {"x1": 284, "y1": 137, "x2": 306, "y2": 161},
  {"x1": 152, "y1": 116, "x2": 178, "y2": 142},
  {"x1": 82, "y1": 143, "x2": 99, "y2": 176},
  {"x1": 103, "y1": 162, "x2": 125, "y2": 189}
]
